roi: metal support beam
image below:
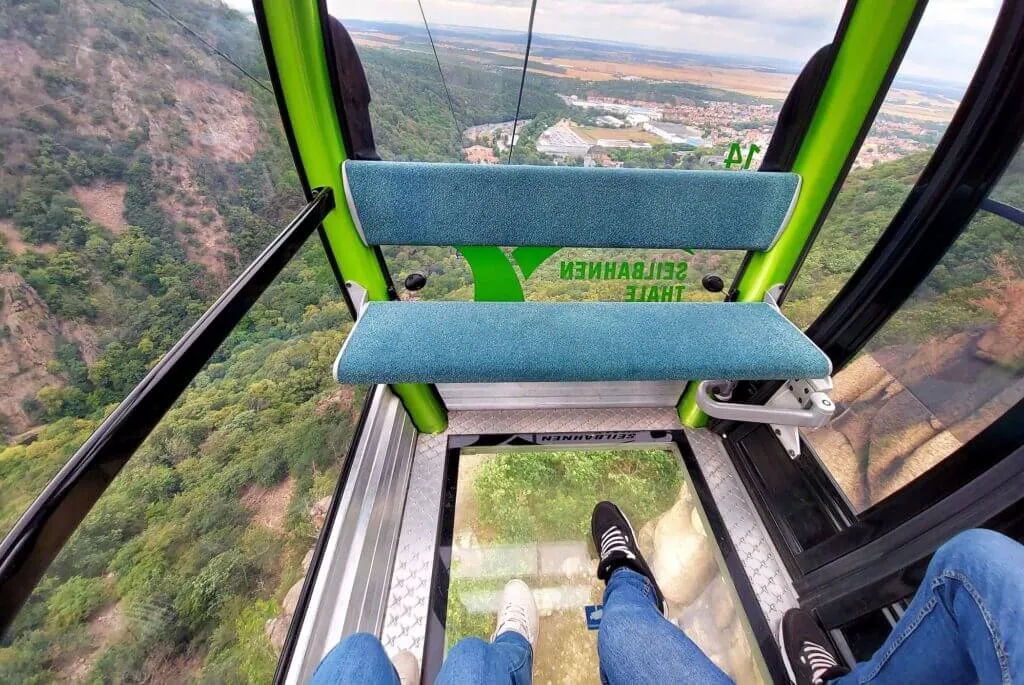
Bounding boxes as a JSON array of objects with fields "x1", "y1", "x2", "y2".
[
  {"x1": 254, "y1": 0, "x2": 447, "y2": 433},
  {"x1": 678, "y1": 0, "x2": 925, "y2": 427}
]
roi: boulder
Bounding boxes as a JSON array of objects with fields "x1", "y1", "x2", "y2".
[
  {"x1": 310, "y1": 496, "x2": 332, "y2": 531},
  {"x1": 651, "y1": 498, "x2": 716, "y2": 605}
]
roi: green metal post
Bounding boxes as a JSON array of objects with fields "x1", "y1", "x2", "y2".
[
  {"x1": 261, "y1": 1, "x2": 447, "y2": 432},
  {"x1": 677, "y1": 0, "x2": 922, "y2": 427}
]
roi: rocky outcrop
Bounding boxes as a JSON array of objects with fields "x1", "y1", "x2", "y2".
[
  {"x1": 264, "y1": 499, "x2": 331, "y2": 652},
  {"x1": 309, "y1": 496, "x2": 332, "y2": 532},
  {"x1": 265, "y1": 578, "x2": 304, "y2": 652},
  {"x1": 650, "y1": 487, "x2": 716, "y2": 607},
  {"x1": 0, "y1": 272, "x2": 71, "y2": 435}
]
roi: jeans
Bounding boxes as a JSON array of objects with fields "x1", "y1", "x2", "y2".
[
  {"x1": 309, "y1": 630, "x2": 532, "y2": 685},
  {"x1": 598, "y1": 567, "x2": 732, "y2": 684},
  {"x1": 834, "y1": 528, "x2": 1024, "y2": 684},
  {"x1": 308, "y1": 567, "x2": 727, "y2": 685},
  {"x1": 310, "y1": 530, "x2": 1023, "y2": 684}
]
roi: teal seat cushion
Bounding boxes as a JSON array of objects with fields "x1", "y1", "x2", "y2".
[
  {"x1": 343, "y1": 161, "x2": 799, "y2": 251},
  {"x1": 334, "y1": 301, "x2": 831, "y2": 385}
]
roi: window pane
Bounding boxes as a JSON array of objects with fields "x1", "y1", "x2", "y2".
[
  {"x1": 805, "y1": 208, "x2": 1024, "y2": 511},
  {"x1": 988, "y1": 144, "x2": 1023, "y2": 208},
  {"x1": 785, "y1": 0, "x2": 1001, "y2": 328},
  {"x1": 0, "y1": 239, "x2": 364, "y2": 683},
  {"x1": 334, "y1": 2, "x2": 843, "y2": 304},
  {"x1": 446, "y1": 447, "x2": 769, "y2": 684},
  {"x1": 0, "y1": 1, "x2": 304, "y2": 531}
]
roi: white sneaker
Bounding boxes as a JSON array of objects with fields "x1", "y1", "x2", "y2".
[
  {"x1": 392, "y1": 650, "x2": 420, "y2": 685},
  {"x1": 492, "y1": 579, "x2": 538, "y2": 647}
]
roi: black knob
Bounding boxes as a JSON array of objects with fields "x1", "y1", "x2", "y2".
[
  {"x1": 404, "y1": 273, "x2": 427, "y2": 291},
  {"x1": 701, "y1": 274, "x2": 724, "y2": 293}
]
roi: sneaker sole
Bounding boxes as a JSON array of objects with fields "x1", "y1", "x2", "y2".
[{"x1": 777, "y1": 618, "x2": 798, "y2": 685}]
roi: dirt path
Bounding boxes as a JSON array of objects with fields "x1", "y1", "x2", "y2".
[{"x1": 242, "y1": 475, "x2": 295, "y2": 532}]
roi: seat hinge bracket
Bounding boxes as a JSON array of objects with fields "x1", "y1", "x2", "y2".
[
  {"x1": 696, "y1": 377, "x2": 834, "y2": 458},
  {"x1": 696, "y1": 286, "x2": 834, "y2": 458}
]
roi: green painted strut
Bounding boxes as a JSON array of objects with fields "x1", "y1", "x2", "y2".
[
  {"x1": 260, "y1": 1, "x2": 447, "y2": 433},
  {"x1": 677, "y1": 0, "x2": 923, "y2": 428}
]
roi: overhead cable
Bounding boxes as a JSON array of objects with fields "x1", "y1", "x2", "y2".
[
  {"x1": 416, "y1": 0, "x2": 462, "y2": 140},
  {"x1": 508, "y1": 0, "x2": 539, "y2": 164},
  {"x1": 140, "y1": 0, "x2": 274, "y2": 96}
]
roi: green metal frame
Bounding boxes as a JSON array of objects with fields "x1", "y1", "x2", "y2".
[
  {"x1": 261, "y1": 0, "x2": 921, "y2": 431},
  {"x1": 259, "y1": 1, "x2": 447, "y2": 432},
  {"x1": 677, "y1": 0, "x2": 923, "y2": 427}
]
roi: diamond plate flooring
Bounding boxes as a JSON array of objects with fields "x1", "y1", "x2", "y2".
[
  {"x1": 381, "y1": 407, "x2": 797, "y2": 660},
  {"x1": 685, "y1": 427, "x2": 798, "y2": 631}
]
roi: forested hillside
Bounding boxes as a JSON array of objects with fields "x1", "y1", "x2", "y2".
[
  {"x1": 0, "y1": 0, "x2": 1021, "y2": 682},
  {"x1": 0, "y1": 0, "x2": 359, "y2": 681},
  {"x1": 0, "y1": 0, "x2": 304, "y2": 438}
]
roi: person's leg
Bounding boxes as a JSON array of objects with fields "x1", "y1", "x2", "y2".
[
  {"x1": 830, "y1": 529, "x2": 1024, "y2": 684},
  {"x1": 598, "y1": 567, "x2": 733, "y2": 684},
  {"x1": 435, "y1": 632, "x2": 533, "y2": 685},
  {"x1": 309, "y1": 632, "x2": 400, "y2": 685},
  {"x1": 590, "y1": 501, "x2": 732, "y2": 685},
  {"x1": 436, "y1": 579, "x2": 536, "y2": 685}
]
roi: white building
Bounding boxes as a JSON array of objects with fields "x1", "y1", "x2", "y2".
[
  {"x1": 625, "y1": 113, "x2": 650, "y2": 126},
  {"x1": 562, "y1": 95, "x2": 662, "y2": 120},
  {"x1": 643, "y1": 122, "x2": 705, "y2": 146},
  {"x1": 594, "y1": 139, "x2": 652, "y2": 149},
  {"x1": 595, "y1": 115, "x2": 625, "y2": 128},
  {"x1": 536, "y1": 121, "x2": 592, "y2": 157}
]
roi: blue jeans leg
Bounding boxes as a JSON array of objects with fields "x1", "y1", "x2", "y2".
[
  {"x1": 834, "y1": 529, "x2": 1024, "y2": 685},
  {"x1": 598, "y1": 568, "x2": 733, "y2": 684},
  {"x1": 309, "y1": 632, "x2": 400, "y2": 685},
  {"x1": 435, "y1": 631, "x2": 534, "y2": 685}
]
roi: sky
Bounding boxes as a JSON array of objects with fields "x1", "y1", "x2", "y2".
[{"x1": 226, "y1": 0, "x2": 1001, "y2": 84}]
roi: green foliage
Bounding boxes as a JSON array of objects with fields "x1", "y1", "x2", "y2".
[
  {"x1": 609, "y1": 144, "x2": 704, "y2": 169},
  {"x1": 361, "y1": 46, "x2": 565, "y2": 161},
  {"x1": 45, "y1": 576, "x2": 108, "y2": 630},
  {"x1": 446, "y1": 448, "x2": 683, "y2": 648},
  {"x1": 1, "y1": 0, "x2": 1021, "y2": 681},
  {"x1": 21, "y1": 250, "x2": 94, "y2": 317},
  {"x1": 174, "y1": 549, "x2": 252, "y2": 632},
  {"x1": 571, "y1": 78, "x2": 766, "y2": 106},
  {"x1": 445, "y1": 576, "x2": 498, "y2": 650},
  {"x1": 474, "y1": 449, "x2": 681, "y2": 543},
  {"x1": 198, "y1": 599, "x2": 280, "y2": 684}
]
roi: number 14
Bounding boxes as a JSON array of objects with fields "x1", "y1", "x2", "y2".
[{"x1": 724, "y1": 142, "x2": 760, "y2": 170}]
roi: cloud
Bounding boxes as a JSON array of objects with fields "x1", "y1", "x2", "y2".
[
  {"x1": 324, "y1": 0, "x2": 845, "y2": 63},
  {"x1": 224, "y1": 0, "x2": 999, "y2": 85}
]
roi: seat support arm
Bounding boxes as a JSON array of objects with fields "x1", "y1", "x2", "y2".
[{"x1": 696, "y1": 377, "x2": 834, "y2": 458}]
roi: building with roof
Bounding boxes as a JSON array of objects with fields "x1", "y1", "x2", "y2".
[{"x1": 643, "y1": 122, "x2": 705, "y2": 146}]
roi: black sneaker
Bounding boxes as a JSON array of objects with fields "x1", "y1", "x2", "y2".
[
  {"x1": 779, "y1": 609, "x2": 849, "y2": 685},
  {"x1": 590, "y1": 501, "x2": 665, "y2": 611}
]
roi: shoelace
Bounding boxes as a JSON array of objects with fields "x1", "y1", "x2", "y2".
[
  {"x1": 600, "y1": 526, "x2": 637, "y2": 561},
  {"x1": 800, "y1": 640, "x2": 839, "y2": 685},
  {"x1": 496, "y1": 603, "x2": 532, "y2": 641}
]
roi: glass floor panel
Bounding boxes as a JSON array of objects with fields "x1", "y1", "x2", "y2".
[{"x1": 443, "y1": 446, "x2": 770, "y2": 684}]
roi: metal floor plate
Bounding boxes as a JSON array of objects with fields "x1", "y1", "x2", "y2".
[
  {"x1": 381, "y1": 407, "x2": 797, "y2": 660},
  {"x1": 684, "y1": 427, "x2": 799, "y2": 630}
]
